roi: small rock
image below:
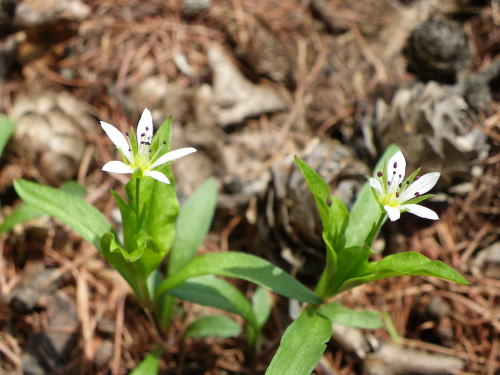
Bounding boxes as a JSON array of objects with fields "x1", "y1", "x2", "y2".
[
  {"x1": 471, "y1": 242, "x2": 500, "y2": 279},
  {"x1": 427, "y1": 296, "x2": 451, "y2": 320},
  {"x1": 94, "y1": 340, "x2": 114, "y2": 368},
  {"x1": 9, "y1": 262, "x2": 57, "y2": 313},
  {"x1": 182, "y1": 0, "x2": 211, "y2": 17},
  {"x1": 21, "y1": 292, "x2": 78, "y2": 373}
]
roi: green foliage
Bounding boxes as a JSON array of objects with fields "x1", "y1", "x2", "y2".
[
  {"x1": 184, "y1": 315, "x2": 241, "y2": 339},
  {"x1": 166, "y1": 275, "x2": 256, "y2": 325},
  {"x1": 252, "y1": 286, "x2": 272, "y2": 329},
  {"x1": 129, "y1": 349, "x2": 162, "y2": 375},
  {"x1": 265, "y1": 308, "x2": 332, "y2": 375},
  {"x1": 0, "y1": 115, "x2": 15, "y2": 157},
  {"x1": 339, "y1": 251, "x2": 469, "y2": 292},
  {"x1": 318, "y1": 302, "x2": 382, "y2": 329},
  {"x1": 1, "y1": 180, "x2": 87, "y2": 235},
  {"x1": 156, "y1": 251, "x2": 322, "y2": 305},
  {"x1": 13, "y1": 179, "x2": 111, "y2": 247},
  {"x1": 168, "y1": 178, "x2": 217, "y2": 275},
  {"x1": 0, "y1": 204, "x2": 43, "y2": 235}
]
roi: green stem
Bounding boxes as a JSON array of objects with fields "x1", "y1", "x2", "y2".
[
  {"x1": 135, "y1": 177, "x2": 141, "y2": 224},
  {"x1": 366, "y1": 211, "x2": 387, "y2": 247}
]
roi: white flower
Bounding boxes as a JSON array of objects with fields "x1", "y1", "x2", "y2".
[
  {"x1": 369, "y1": 151, "x2": 440, "y2": 221},
  {"x1": 100, "y1": 109, "x2": 196, "y2": 184}
]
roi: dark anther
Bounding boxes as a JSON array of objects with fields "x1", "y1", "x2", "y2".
[
  {"x1": 399, "y1": 183, "x2": 402, "y2": 188},
  {"x1": 377, "y1": 171, "x2": 383, "y2": 177},
  {"x1": 393, "y1": 171, "x2": 396, "y2": 175},
  {"x1": 125, "y1": 131, "x2": 129, "y2": 136},
  {"x1": 396, "y1": 192, "x2": 400, "y2": 197},
  {"x1": 141, "y1": 133, "x2": 145, "y2": 137},
  {"x1": 393, "y1": 162, "x2": 397, "y2": 168},
  {"x1": 399, "y1": 174, "x2": 401, "y2": 178},
  {"x1": 388, "y1": 181, "x2": 391, "y2": 185},
  {"x1": 146, "y1": 127, "x2": 149, "y2": 130},
  {"x1": 128, "y1": 148, "x2": 131, "y2": 152},
  {"x1": 406, "y1": 181, "x2": 410, "y2": 184},
  {"x1": 163, "y1": 140, "x2": 166, "y2": 145},
  {"x1": 415, "y1": 192, "x2": 420, "y2": 197}
]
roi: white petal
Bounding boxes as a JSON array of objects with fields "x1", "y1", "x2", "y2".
[
  {"x1": 387, "y1": 151, "x2": 406, "y2": 188},
  {"x1": 145, "y1": 170, "x2": 170, "y2": 184},
  {"x1": 101, "y1": 121, "x2": 132, "y2": 162},
  {"x1": 400, "y1": 172, "x2": 440, "y2": 202},
  {"x1": 369, "y1": 178, "x2": 383, "y2": 194},
  {"x1": 136, "y1": 109, "x2": 153, "y2": 147},
  {"x1": 384, "y1": 205, "x2": 401, "y2": 221},
  {"x1": 102, "y1": 161, "x2": 133, "y2": 174},
  {"x1": 150, "y1": 147, "x2": 197, "y2": 168},
  {"x1": 401, "y1": 204, "x2": 439, "y2": 220}
]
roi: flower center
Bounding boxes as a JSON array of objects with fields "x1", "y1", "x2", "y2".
[{"x1": 379, "y1": 192, "x2": 400, "y2": 207}]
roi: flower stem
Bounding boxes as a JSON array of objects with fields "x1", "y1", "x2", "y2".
[
  {"x1": 135, "y1": 177, "x2": 141, "y2": 228},
  {"x1": 365, "y1": 210, "x2": 387, "y2": 247}
]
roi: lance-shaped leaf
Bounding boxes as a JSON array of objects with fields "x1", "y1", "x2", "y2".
[
  {"x1": 166, "y1": 275, "x2": 257, "y2": 326},
  {"x1": 339, "y1": 251, "x2": 469, "y2": 293},
  {"x1": 0, "y1": 115, "x2": 15, "y2": 157},
  {"x1": 155, "y1": 252, "x2": 322, "y2": 304},
  {"x1": 168, "y1": 178, "x2": 217, "y2": 275},
  {"x1": 265, "y1": 308, "x2": 332, "y2": 375},
  {"x1": 129, "y1": 349, "x2": 162, "y2": 375},
  {"x1": 318, "y1": 302, "x2": 382, "y2": 329},
  {"x1": 13, "y1": 179, "x2": 111, "y2": 247},
  {"x1": 184, "y1": 315, "x2": 241, "y2": 339}
]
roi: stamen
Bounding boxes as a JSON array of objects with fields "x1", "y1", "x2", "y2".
[
  {"x1": 141, "y1": 133, "x2": 145, "y2": 137},
  {"x1": 146, "y1": 127, "x2": 149, "y2": 130},
  {"x1": 393, "y1": 171, "x2": 396, "y2": 175},
  {"x1": 399, "y1": 183, "x2": 402, "y2": 188},
  {"x1": 163, "y1": 140, "x2": 166, "y2": 145},
  {"x1": 388, "y1": 181, "x2": 391, "y2": 185},
  {"x1": 377, "y1": 171, "x2": 382, "y2": 177},
  {"x1": 415, "y1": 192, "x2": 420, "y2": 197},
  {"x1": 393, "y1": 162, "x2": 397, "y2": 168},
  {"x1": 125, "y1": 131, "x2": 129, "y2": 136},
  {"x1": 396, "y1": 192, "x2": 400, "y2": 197}
]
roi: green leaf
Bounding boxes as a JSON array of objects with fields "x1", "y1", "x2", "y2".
[
  {"x1": 168, "y1": 178, "x2": 217, "y2": 275},
  {"x1": 294, "y1": 156, "x2": 331, "y2": 229},
  {"x1": 327, "y1": 246, "x2": 372, "y2": 296},
  {"x1": 1, "y1": 180, "x2": 88, "y2": 235},
  {"x1": 265, "y1": 308, "x2": 332, "y2": 375},
  {"x1": 252, "y1": 286, "x2": 272, "y2": 329},
  {"x1": 0, "y1": 204, "x2": 43, "y2": 235},
  {"x1": 184, "y1": 315, "x2": 241, "y2": 339},
  {"x1": 340, "y1": 252, "x2": 469, "y2": 292},
  {"x1": 100, "y1": 233, "x2": 142, "y2": 298},
  {"x1": 318, "y1": 302, "x2": 382, "y2": 329},
  {"x1": 0, "y1": 115, "x2": 15, "y2": 157},
  {"x1": 156, "y1": 252, "x2": 322, "y2": 304},
  {"x1": 344, "y1": 144, "x2": 399, "y2": 247},
  {"x1": 166, "y1": 275, "x2": 256, "y2": 326},
  {"x1": 129, "y1": 348, "x2": 162, "y2": 375},
  {"x1": 13, "y1": 179, "x2": 111, "y2": 247},
  {"x1": 59, "y1": 181, "x2": 86, "y2": 198}
]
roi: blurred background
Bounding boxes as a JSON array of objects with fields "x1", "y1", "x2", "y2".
[{"x1": 0, "y1": 0, "x2": 498, "y2": 374}]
